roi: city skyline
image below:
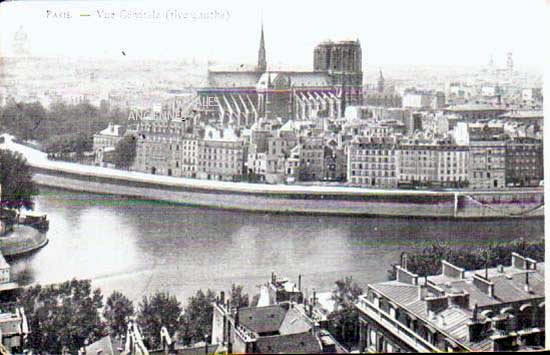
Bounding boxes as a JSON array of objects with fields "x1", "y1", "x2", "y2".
[{"x1": 0, "y1": 0, "x2": 546, "y2": 69}]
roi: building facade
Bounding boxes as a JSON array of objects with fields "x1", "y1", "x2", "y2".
[
  {"x1": 132, "y1": 119, "x2": 197, "y2": 177},
  {"x1": 299, "y1": 136, "x2": 325, "y2": 181},
  {"x1": 505, "y1": 137, "x2": 543, "y2": 187},
  {"x1": 469, "y1": 137, "x2": 506, "y2": 190},
  {"x1": 197, "y1": 128, "x2": 246, "y2": 182},
  {"x1": 397, "y1": 141, "x2": 469, "y2": 188},
  {"x1": 347, "y1": 137, "x2": 398, "y2": 188},
  {"x1": 92, "y1": 123, "x2": 126, "y2": 166},
  {"x1": 356, "y1": 253, "x2": 545, "y2": 352}
]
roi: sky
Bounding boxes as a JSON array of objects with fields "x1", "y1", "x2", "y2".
[{"x1": 0, "y1": 0, "x2": 546, "y2": 68}]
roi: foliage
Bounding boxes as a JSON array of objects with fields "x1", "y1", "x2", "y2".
[
  {"x1": 179, "y1": 289, "x2": 216, "y2": 346},
  {"x1": 18, "y1": 279, "x2": 105, "y2": 354},
  {"x1": 0, "y1": 102, "x2": 46, "y2": 141},
  {"x1": 229, "y1": 284, "x2": 249, "y2": 309},
  {"x1": 0, "y1": 101, "x2": 128, "y2": 145},
  {"x1": 44, "y1": 132, "x2": 93, "y2": 154},
  {"x1": 137, "y1": 292, "x2": 182, "y2": 350},
  {"x1": 387, "y1": 238, "x2": 545, "y2": 280},
  {"x1": 113, "y1": 135, "x2": 137, "y2": 169},
  {"x1": 328, "y1": 276, "x2": 363, "y2": 349},
  {"x1": 0, "y1": 149, "x2": 38, "y2": 210},
  {"x1": 103, "y1": 291, "x2": 135, "y2": 338}
]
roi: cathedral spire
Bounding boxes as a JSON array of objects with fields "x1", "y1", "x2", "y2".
[{"x1": 257, "y1": 22, "x2": 267, "y2": 72}]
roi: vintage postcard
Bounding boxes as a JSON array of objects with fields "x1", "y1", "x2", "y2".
[{"x1": 0, "y1": 0, "x2": 546, "y2": 353}]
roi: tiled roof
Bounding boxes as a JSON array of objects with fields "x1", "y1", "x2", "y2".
[
  {"x1": 0, "y1": 252, "x2": 9, "y2": 269},
  {"x1": 371, "y1": 282, "x2": 419, "y2": 306},
  {"x1": 368, "y1": 261, "x2": 545, "y2": 352},
  {"x1": 85, "y1": 335, "x2": 124, "y2": 355},
  {"x1": 173, "y1": 344, "x2": 220, "y2": 355},
  {"x1": 207, "y1": 71, "x2": 262, "y2": 88},
  {"x1": 278, "y1": 307, "x2": 312, "y2": 335},
  {"x1": 445, "y1": 104, "x2": 507, "y2": 112},
  {"x1": 254, "y1": 332, "x2": 322, "y2": 354},
  {"x1": 239, "y1": 305, "x2": 287, "y2": 335}
]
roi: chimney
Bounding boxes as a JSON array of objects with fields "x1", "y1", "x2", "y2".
[
  {"x1": 310, "y1": 289, "x2": 316, "y2": 317},
  {"x1": 524, "y1": 272, "x2": 531, "y2": 293},
  {"x1": 473, "y1": 273, "x2": 494, "y2": 298},
  {"x1": 220, "y1": 291, "x2": 225, "y2": 305},
  {"x1": 395, "y1": 265, "x2": 419, "y2": 285},
  {"x1": 442, "y1": 260, "x2": 465, "y2": 279},
  {"x1": 467, "y1": 321, "x2": 485, "y2": 343},
  {"x1": 312, "y1": 290, "x2": 316, "y2": 306},
  {"x1": 467, "y1": 303, "x2": 485, "y2": 342},
  {"x1": 449, "y1": 291, "x2": 470, "y2": 309},
  {"x1": 425, "y1": 296, "x2": 449, "y2": 319},
  {"x1": 298, "y1": 274, "x2": 302, "y2": 291},
  {"x1": 511, "y1": 252, "x2": 536, "y2": 270}
]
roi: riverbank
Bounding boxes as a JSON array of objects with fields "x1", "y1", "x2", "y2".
[{"x1": 0, "y1": 134, "x2": 544, "y2": 219}]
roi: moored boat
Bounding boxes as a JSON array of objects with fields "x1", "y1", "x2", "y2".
[{"x1": 17, "y1": 212, "x2": 49, "y2": 232}]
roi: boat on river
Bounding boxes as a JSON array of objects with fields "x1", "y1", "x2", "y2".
[{"x1": 17, "y1": 212, "x2": 49, "y2": 232}]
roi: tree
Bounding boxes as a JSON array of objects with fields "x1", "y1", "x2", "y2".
[
  {"x1": 328, "y1": 276, "x2": 364, "y2": 349},
  {"x1": 103, "y1": 291, "x2": 135, "y2": 338},
  {"x1": 386, "y1": 238, "x2": 545, "y2": 281},
  {"x1": 44, "y1": 132, "x2": 92, "y2": 155},
  {"x1": 18, "y1": 279, "x2": 106, "y2": 354},
  {"x1": 230, "y1": 284, "x2": 249, "y2": 309},
  {"x1": 137, "y1": 292, "x2": 182, "y2": 350},
  {"x1": 0, "y1": 149, "x2": 38, "y2": 210},
  {"x1": 179, "y1": 289, "x2": 216, "y2": 346},
  {"x1": 0, "y1": 101, "x2": 47, "y2": 141},
  {"x1": 113, "y1": 135, "x2": 137, "y2": 170}
]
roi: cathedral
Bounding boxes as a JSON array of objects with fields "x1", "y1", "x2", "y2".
[{"x1": 197, "y1": 26, "x2": 363, "y2": 127}]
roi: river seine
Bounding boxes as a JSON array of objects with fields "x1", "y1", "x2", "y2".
[{"x1": 10, "y1": 187, "x2": 544, "y2": 304}]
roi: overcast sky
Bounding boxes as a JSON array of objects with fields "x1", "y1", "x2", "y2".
[{"x1": 0, "y1": 0, "x2": 546, "y2": 68}]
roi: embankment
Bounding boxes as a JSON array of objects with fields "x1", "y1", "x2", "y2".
[{"x1": 30, "y1": 166, "x2": 543, "y2": 219}]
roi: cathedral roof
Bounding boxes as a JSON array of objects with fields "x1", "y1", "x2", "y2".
[{"x1": 207, "y1": 70, "x2": 263, "y2": 88}]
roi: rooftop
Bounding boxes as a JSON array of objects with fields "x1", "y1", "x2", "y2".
[
  {"x1": 238, "y1": 304, "x2": 288, "y2": 335},
  {"x1": 362, "y1": 254, "x2": 544, "y2": 352},
  {"x1": 445, "y1": 104, "x2": 508, "y2": 112},
  {"x1": 254, "y1": 331, "x2": 322, "y2": 354},
  {"x1": 499, "y1": 110, "x2": 544, "y2": 119}
]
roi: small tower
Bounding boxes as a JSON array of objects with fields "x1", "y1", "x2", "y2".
[
  {"x1": 506, "y1": 52, "x2": 513, "y2": 75},
  {"x1": 377, "y1": 69, "x2": 385, "y2": 93},
  {"x1": 257, "y1": 23, "x2": 267, "y2": 72}
]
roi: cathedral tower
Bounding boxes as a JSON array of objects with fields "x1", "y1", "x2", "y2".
[{"x1": 377, "y1": 69, "x2": 385, "y2": 93}]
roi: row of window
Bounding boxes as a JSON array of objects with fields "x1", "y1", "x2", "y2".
[{"x1": 351, "y1": 171, "x2": 396, "y2": 177}]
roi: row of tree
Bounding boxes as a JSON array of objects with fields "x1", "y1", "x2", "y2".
[
  {"x1": 0, "y1": 100, "x2": 128, "y2": 153},
  {"x1": 16, "y1": 276, "x2": 367, "y2": 354},
  {"x1": 387, "y1": 237, "x2": 545, "y2": 280},
  {"x1": 17, "y1": 281, "x2": 250, "y2": 354}
]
